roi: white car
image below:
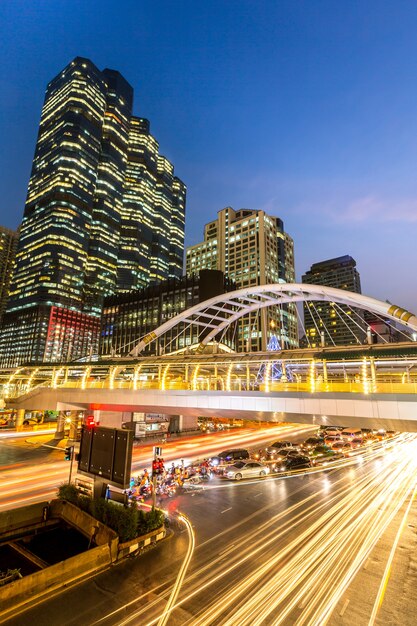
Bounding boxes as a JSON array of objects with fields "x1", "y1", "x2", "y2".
[{"x1": 225, "y1": 461, "x2": 270, "y2": 481}]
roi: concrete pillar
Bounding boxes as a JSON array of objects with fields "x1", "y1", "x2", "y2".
[
  {"x1": 320, "y1": 331, "x2": 325, "y2": 347},
  {"x1": 367, "y1": 327, "x2": 373, "y2": 345},
  {"x1": 322, "y1": 359, "x2": 328, "y2": 383},
  {"x1": 246, "y1": 363, "x2": 250, "y2": 390},
  {"x1": 15, "y1": 409, "x2": 25, "y2": 432},
  {"x1": 178, "y1": 415, "x2": 198, "y2": 432},
  {"x1": 370, "y1": 357, "x2": 377, "y2": 392},
  {"x1": 55, "y1": 411, "x2": 66, "y2": 440},
  {"x1": 68, "y1": 411, "x2": 79, "y2": 441}
]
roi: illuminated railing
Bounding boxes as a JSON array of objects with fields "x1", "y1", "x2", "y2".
[{"x1": 4, "y1": 377, "x2": 416, "y2": 397}]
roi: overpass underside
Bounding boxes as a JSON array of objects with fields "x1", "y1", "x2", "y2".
[{"x1": 7, "y1": 387, "x2": 417, "y2": 433}]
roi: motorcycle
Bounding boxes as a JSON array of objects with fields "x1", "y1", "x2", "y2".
[{"x1": 156, "y1": 482, "x2": 177, "y2": 497}]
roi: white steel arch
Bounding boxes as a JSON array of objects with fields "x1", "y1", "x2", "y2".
[{"x1": 129, "y1": 283, "x2": 417, "y2": 356}]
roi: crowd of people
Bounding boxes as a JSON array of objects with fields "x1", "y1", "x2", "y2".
[{"x1": 127, "y1": 458, "x2": 213, "y2": 501}]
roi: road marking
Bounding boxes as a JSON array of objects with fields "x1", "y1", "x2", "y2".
[
  {"x1": 253, "y1": 492, "x2": 262, "y2": 497},
  {"x1": 221, "y1": 507, "x2": 232, "y2": 513},
  {"x1": 218, "y1": 544, "x2": 235, "y2": 556},
  {"x1": 339, "y1": 599, "x2": 350, "y2": 616}
]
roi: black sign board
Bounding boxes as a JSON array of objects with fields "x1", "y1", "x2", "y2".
[{"x1": 78, "y1": 425, "x2": 133, "y2": 489}]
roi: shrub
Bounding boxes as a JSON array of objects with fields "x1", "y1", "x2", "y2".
[
  {"x1": 137, "y1": 507, "x2": 165, "y2": 535},
  {"x1": 57, "y1": 484, "x2": 162, "y2": 542},
  {"x1": 57, "y1": 482, "x2": 79, "y2": 505}
]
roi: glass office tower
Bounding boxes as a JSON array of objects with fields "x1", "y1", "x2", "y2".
[
  {"x1": 0, "y1": 57, "x2": 185, "y2": 366},
  {"x1": 117, "y1": 117, "x2": 186, "y2": 291},
  {"x1": 0, "y1": 226, "x2": 18, "y2": 323},
  {"x1": 302, "y1": 255, "x2": 366, "y2": 346}
]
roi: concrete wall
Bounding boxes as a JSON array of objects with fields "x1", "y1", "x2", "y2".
[
  {"x1": 0, "y1": 501, "x2": 49, "y2": 536},
  {"x1": 0, "y1": 500, "x2": 119, "y2": 620},
  {"x1": 50, "y1": 500, "x2": 118, "y2": 558},
  {"x1": 118, "y1": 526, "x2": 166, "y2": 559},
  {"x1": 0, "y1": 540, "x2": 113, "y2": 617},
  {"x1": 179, "y1": 414, "x2": 199, "y2": 431}
]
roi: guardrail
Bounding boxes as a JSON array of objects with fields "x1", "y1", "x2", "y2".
[{"x1": 2, "y1": 378, "x2": 417, "y2": 399}]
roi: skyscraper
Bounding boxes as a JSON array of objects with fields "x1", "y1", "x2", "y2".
[
  {"x1": 0, "y1": 226, "x2": 18, "y2": 323},
  {"x1": 186, "y1": 207, "x2": 298, "y2": 351},
  {"x1": 117, "y1": 117, "x2": 186, "y2": 291},
  {"x1": 302, "y1": 255, "x2": 366, "y2": 346},
  {"x1": 0, "y1": 57, "x2": 185, "y2": 366}
]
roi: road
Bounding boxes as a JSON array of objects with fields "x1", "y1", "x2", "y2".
[
  {"x1": 2, "y1": 428, "x2": 417, "y2": 625},
  {"x1": 0, "y1": 423, "x2": 314, "y2": 511}
]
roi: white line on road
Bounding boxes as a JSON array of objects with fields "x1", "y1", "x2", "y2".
[
  {"x1": 339, "y1": 599, "x2": 350, "y2": 616},
  {"x1": 221, "y1": 507, "x2": 232, "y2": 513},
  {"x1": 219, "y1": 544, "x2": 236, "y2": 556}
]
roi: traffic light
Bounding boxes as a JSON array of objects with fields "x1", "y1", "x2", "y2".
[
  {"x1": 64, "y1": 446, "x2": 73, "y2": 461},
  {"x1": 152, "y1": 459, "x2": 159, "y2": 477}
]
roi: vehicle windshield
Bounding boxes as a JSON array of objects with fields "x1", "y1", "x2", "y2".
[{"x1": 232, "y1": 461, "x2": 246, "y2": 469}]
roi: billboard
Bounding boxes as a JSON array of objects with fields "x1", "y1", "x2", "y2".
[{"x1": 78, "y1": 426, "x2": 133, "y2": 489}]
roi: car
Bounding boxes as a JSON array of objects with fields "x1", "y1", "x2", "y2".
[
  {"x1": 324, "y1": 435, "x2": 342, "y2": 446},
  {"x1": 225, "y1": 461, "x2": 270, "y2": 480},
  {"x1": 331, "y1": 441, "x2": 352, "y2": 454},
  {"x1": 210, "y1": 449, "x2": 250, "y2": 467},
  {"x1": 341, "y1": 428, "x2": 362, "y2": 440},
  {"x1": 22, "y1": 416, "x2": 42, "y2": 426},
  {"x1": 266, "y1": 441, "x2": 298, "y2": 459},
  {"x1": 350, "y1": 437, "x2": 363, "y2": 449},
  {"x1": 275, "y1": 455, "x2": 311, "y2": 472},
  {"x1": 309, "y1": 444, "x2": 335, "y2": 459},
  {"x1": 374, "y1": 429, "x2": 387, "y2": 441},
  {"x1": 324, "y1": 428, "x2": 343, "y2": 438},
  {"x1": 273, "y1": 448, "x2": 301, "y2": 459},
  {"x1": 301, "y1": 436, "x2": 324, "y2": 450}
]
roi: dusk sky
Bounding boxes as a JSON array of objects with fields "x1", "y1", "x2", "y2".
[{"x1": 1, "y1": 1, "x2": 416, "y2": 311}]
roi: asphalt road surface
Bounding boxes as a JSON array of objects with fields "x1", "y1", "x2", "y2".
[{"x1": 2, "y1": 431, "x2": 417, "y2": 625}]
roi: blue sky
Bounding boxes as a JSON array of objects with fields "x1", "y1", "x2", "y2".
[{"x1": 1, "y1": 0, "x2": 416, "y2": 310}]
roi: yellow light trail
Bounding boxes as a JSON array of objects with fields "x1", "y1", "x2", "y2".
[{"x1": 124, "y1": 435, "x2": 417, "y2": 626}]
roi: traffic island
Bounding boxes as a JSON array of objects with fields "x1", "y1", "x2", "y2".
[{"x1": 0, "y1": 496, "x2": 166, "y2": 622}]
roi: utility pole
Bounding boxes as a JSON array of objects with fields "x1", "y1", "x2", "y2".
[
  {"x1": 65, "y1": 445, "x2": 75, "y2": 483},
  {"x1": 152, "y1": 446, "x2": 162, "y2": 509}
]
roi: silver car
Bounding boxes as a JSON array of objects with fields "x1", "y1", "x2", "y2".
[{"x1": 225, "y1": 461, "x2": 270, "y2": 481}]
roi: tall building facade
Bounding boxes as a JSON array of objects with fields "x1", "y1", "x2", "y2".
[
  {"x1": 100, "y1": 270, "x2": 236, "y2": 356},
  {"x1": 0, "y1": 227, "x2": 18, "y2": 322},
  {"x1": 117, "y1": 117, "x2": 185, "y2": 291},
  {"x1": 186, "y1": 207, "x2": 298, "y2": 351},
  {"x1": 0, "y1": 57, "x2": 185, "y2": 367},
  {"x1": 302, "y1": 255, "x2": 366, "y2": 347}
]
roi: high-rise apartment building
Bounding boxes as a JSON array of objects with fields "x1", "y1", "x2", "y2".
[
  {"x1": 0, "y1": 226, "x2": 18, "y2": 322},
  {"x1": 186, "y1": 207, "x2": 298, "y2": 351},
  {"x1": 0, "y1": 57, "x2": 185, "y2": 367},
  {"x1": 302, "y1": 255, "x2": 366, "y2": 347}
]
